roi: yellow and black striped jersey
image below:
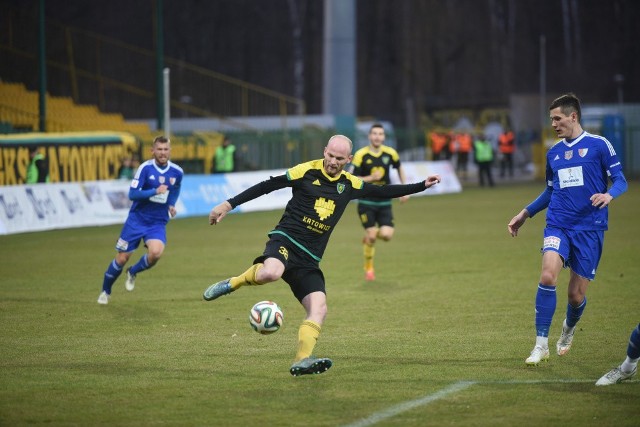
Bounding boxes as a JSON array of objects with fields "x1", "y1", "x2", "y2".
[
  {"x1": 227, "y1": 159, "x2": 425, "y2": 261},
  {"x1": 350, "y1": 145, "x2": 402, "y2": 203}
]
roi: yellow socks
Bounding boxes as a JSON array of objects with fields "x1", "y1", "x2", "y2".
[
  {"x1": 295, "y1": 320, "x2": 321, "y2": 362},
  {"x1": 363, "y1": 242, "x2": 375, "y2": 271},
  {"x1": 229, "y1": 263, "x2": 264, "y2": 290}
]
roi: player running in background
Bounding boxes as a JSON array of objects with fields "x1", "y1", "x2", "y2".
[
  {"x1": 348, "y1": 123, "x2": 408, "y2": 281},
  {"x1": 203, "y1": 135, "x2": 441, "y2": 376},
  {"x1": 596, "y1": 323, "x2": 639, "y2": 385},
  {"x1": 98, "y1": 136, "x2": 183, "y2": 305},
  {"x1": 507, "y1": 93, "x2": 628, "y2": 366}
]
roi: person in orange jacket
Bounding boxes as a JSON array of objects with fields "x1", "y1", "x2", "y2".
[
  {"x1": 428, "y1": 131, "x2": 448, "y2": 161},
  {"x1": 454, "y1": 132, "x2": 472, "y2": 179},
  {"x1": 498, "y1": 129, "x2": 516, "y2": 178}
]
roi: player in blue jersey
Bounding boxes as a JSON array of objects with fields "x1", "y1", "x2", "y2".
[
  {"x1": 98, "y1": 136, "x2": 183, "y2": 305},
  {"x1": 596, "y1": 323, "x2": 639, "y2": 385},
  {"x1": 507, "y1": 93, "x2": 628, "y2": 366},
  {"x1": 202, "y1": 135, "x2": 441, "y2": 376},
  {"x1": 348, "y1": 123, "x2": 408, "y2": 281}
]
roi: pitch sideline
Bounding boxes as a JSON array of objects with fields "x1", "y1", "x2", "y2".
[{"x1": 341, "y1": 378, "x2": 622, "y2": 427}]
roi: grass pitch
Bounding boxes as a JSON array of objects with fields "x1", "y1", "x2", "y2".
[{"x1": 0, "y1": 181, "x2": 638, "y2": 426}]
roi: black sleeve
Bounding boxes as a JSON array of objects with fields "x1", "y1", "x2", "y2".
[
  {"x1": 227, "y1": 174, "x2": 290, "y2": 208},
  {"x1": 356, "y1": 182, "x2": 426, "y2": 199}
]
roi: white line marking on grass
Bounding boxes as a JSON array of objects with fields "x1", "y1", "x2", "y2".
[
  {"x1": 341, "y1": 378, "x2": 631, "y2": 427},
  {"x1": 486, "y1": 379, "x2": 596, "y2": 384},
  {"x1": 341, "y1": 381, "x2": 476, "y2": 427}
]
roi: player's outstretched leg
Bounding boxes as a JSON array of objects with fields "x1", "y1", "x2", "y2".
[
  {"x1": 204, "y1": 264, "x2": 265, "y2": 301},
  {"x1": 203, "y1": 278, "x2": 234, "y2": 301}
]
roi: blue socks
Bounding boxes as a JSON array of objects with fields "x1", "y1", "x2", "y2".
[
  {"x1": 565, "y1": 297, "x2": 586, "y2": 328},
  {"x1": 535, "y1": 284, "x2": 556, "y2": 337},
  {"x1": 129, "y1": 254, "x2": 151, "y2": 276},
  {"x1": 628, "y1": 323, "x2": 640, "y2": 360},
  {"x1": 102, "y1": 259, "x2": 124, "y2": 294}
]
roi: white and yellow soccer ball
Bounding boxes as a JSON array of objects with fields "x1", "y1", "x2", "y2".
[{"x1": 249, "y1": 301, "x2": 284, "y2": 335}]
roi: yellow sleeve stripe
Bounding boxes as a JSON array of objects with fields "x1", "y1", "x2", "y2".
[
  {"x1": 343, "y1": 171, "x2": 364, "y2": 189},
  {"x1": 287, "y1": 159, "x2": 322, "y2": 180},
  {"x1": 381, "y1": 145, "x2": 400, "y2": 161}
]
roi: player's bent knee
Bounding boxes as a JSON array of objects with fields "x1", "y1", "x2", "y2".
[{"x1": 257, "y1": 269, "x2": 283, "y2": 283}]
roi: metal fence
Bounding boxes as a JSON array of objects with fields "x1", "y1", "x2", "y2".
[{"x1": 0, "y1": 9, "x2": 305, "y2": 127}]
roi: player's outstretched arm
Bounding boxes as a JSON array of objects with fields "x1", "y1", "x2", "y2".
[{"x1": 209, "y1": 200, "x2": 233, "y2": 225}]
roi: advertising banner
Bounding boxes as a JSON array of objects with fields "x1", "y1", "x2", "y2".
[{"x1": 0, "y1": 161, "x2": 460, "y2": 235}]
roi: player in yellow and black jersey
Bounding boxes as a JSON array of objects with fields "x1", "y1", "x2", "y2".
[
  {"x1": 203, "y1": 135, "x2": 441, "y2": 377},
  {"x1": 348, "y1": 123, "x2": 408, "y2": 281}
]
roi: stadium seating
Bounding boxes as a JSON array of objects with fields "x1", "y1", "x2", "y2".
[{"x1": 0, "y1": 81, "x2": 154, "y2": 141}]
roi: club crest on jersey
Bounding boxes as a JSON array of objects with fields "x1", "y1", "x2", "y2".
[
  {"x1": 564, "y1": 151, "x2": 573, "y2": 160},
  {"x1": 579, "y1": 148, "x2": 589, "y2": 157},
  {"x1": 382, "y1": 156, "x2": 390, "y2": 165},
  {"x1": 314, "y1": 197, "x2": 336, "y2": 220},
  {"x1": 159, "y1": 176, "x2": 165, "y2": 184},
  {"x1": 170, "y1": 177, "x2": 176, "y2": 185},
  {"x1": 336, "y1": 183, "x2": 345, "y2": 194}
]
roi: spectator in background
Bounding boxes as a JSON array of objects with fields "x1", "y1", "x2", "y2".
[
  {"x1": 428, "y1": 131, "x2": 448, "y2": 161},
  {"x1": 473, "y1": 134, "x2": 495, "y2": 187},
  {"x1": 499, "y1": 129, "x2": 516, "y2": 179},
  {"x1": 118, "y1": 156, "x2": 135, "y2": 180},
  {"x1": 26, "y1": 146, "x2": 49, "y2": 183},
  {"x1": 454, "y1": 132, "x2": 472, "y2": 180},
  {"x1": 212, "y1": 137, "x2": 238, "y2": 173}
]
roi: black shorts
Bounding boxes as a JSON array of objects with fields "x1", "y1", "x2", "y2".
[
  {"x1": 357, "y1": 203, "x2": 394, "y2": 229},
  {"x1": 253, "y1": 235, "x2": 326, "y2": 302}
]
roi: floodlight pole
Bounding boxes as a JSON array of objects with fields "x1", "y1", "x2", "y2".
[
  {"x1": 163, "y1": 68, "x2": 170, "y2": 136},
  {"x1": 155, "y1": 0, "x2": 165, "y2": 131},
  {"x1": 38, "y1": 0, "x2": 47, "y2": 132}
]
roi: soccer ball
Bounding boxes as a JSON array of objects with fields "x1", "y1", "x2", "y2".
[{"x1": 249, "y1": 300, "x2": 284, "y2": 335}]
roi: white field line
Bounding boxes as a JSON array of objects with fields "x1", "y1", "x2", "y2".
[
  {"x1": 341, "y1": 381, "x2": 475, "y2": 427},
  {"x1": 341, "y1": 378, "x2": 634, "y2": 427}
]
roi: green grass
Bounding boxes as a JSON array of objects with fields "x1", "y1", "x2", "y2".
[{"x1": 1, "y1": 181, "x2": 638, "y2": 426}]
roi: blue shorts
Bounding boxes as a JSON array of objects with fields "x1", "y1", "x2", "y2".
[
  {"x1": 542, "y1": 227, "x2": 604, "y2": 280},
  {"x1": 115, "y1": 215, "x2": 167, "y2": 253}
]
